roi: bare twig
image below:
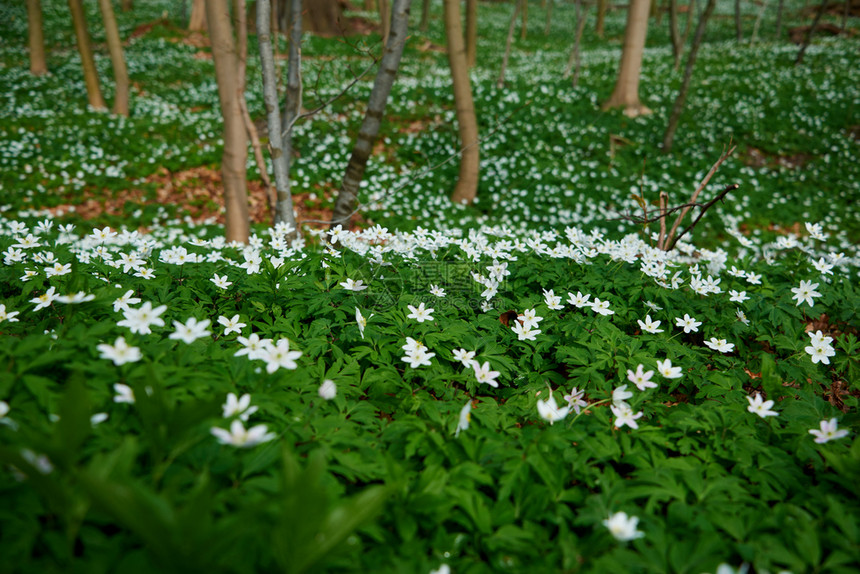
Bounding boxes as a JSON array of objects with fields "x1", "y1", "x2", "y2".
[
  {"x1": 657, "y1": 191, "x2": 668, "y2": 249},
  {"x1": 664, "y1": 142, "x2": 736, "y2": 247},
  {"x1": 667, "y1": 183, "x2": 738, "y2": 250}
]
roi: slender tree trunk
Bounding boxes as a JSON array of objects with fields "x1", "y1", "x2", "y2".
[
  {"x1": 380, "y1": 0, "x2": 391, "y2": 44},
  {"x1": 734, "y1": 0, "x2": 742, "y2": 41},
  {"x1": 657, "y1": 0, "x2": 664, "y2": 24},
  {"x1": 750, "y1": 0, "x2": 767, "y2": 44},
  {"x1": 669, "y1": 0, "x2": 682, "y2": 69},
  {"x1": 795, "y1": 0, "x2": 829, "y2": 65},
  {"x1": 466, "y1": 0, "x2": 477, "y2": 67},
  {"x1": 97, "y1": 0, "x2": 130, "y2": 116},
  {"x1": 282, "y1": 0, "x2": 302, "y2": 140},
  {"x1": 545, "y1": 0, "x2": 553, "y2": 34},
  {"x1": 190, "y1": 0, "x2": 207, "y2": 30},
  {"x1": 121, "y1": 0, "x2": 133, "y2": 10},
  {"x1": 596, "y1": 0, "x2": 607, "y2": 36},
  {"x1": 27, "y1": 0, "x2": 47, "y2": 75},
  {"x1": 366, "y1": 0, "x2": 375, "y2": 9},
  {"x1": 775, "y1": 0, "x2": 784, "y2": 37},
  {"x1": 206, "y1": 0, "x2": 250, "y2": 243},
  {"x1": 563, "y1": 0, "x2": 588, "y2": 87},
  {"x1": 681, "y1": 0, "x2": 695, "y2": 49},
  {"x1": 330, "y1": 0, "x2": 412, "y2": 228},
  {"x1": 602, "y1": 0, "x2": 652, "y2": 117},
  {"x1": 420, "y1": 0, "x2": 430, "y2": 30},
  {"x1": 444, "y1": 0, "x2": 479, "y2": 204},
  {"x1": 840, "y1": 0, "x2": 848, "y2": 30},
  {"x1": 521, "y1": 0, "x2": 528, "y2": 39},
  {"x1": 68, "y1": 0, "x2": 107, "y2": 110},
  {"x1": 662, "y1": 0, "x2": 716, "y2": 152},
  {"x1": 498, "y1": 0, "x2": 521, "y2": 88}
]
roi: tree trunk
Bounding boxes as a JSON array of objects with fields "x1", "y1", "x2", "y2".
[
  {"x1": 521, "y1": 0, "x2": 528, "y2": 39},
  {"x1": 775, "y1": 0, "x2": 784, "y2": 38},
  {"x1": 466, "y1": 0, "x2": 477, "y2": 67},
  {"x1": 380, "y1": 0, "x2": 391, "y2": 43},
  {"x1": 304, "y1": 0, "x2": 343, "y2": 34},
  {"x1": 121, "y1": 0, "x2": 133, "y2": 10},
  {"x1": 420, "y1": 0, "x2": 430, "y2": 30},
  {"x1": 444, "y1": 0, "x2": 479, "y2": 204},
  {"x1": 68, "y1": 0, "x2": 107, "y2": 110},
  {"x1": 750, "y1": 0, "x2": 767, "y2": 44},
  {"x1": 259, "y1": 0, "x2": 300, "y2": 234},
  {"x1": 497, "y1": 0, "x2": 521, "y2": 88},
  {"x1": 545, "y1": 0, "x2": 553, "y2": 34},
  {"x1": 330, "y1": 0, "x2": 412, "y2": 229},
  {"x1": 563, "y1": 0, "x2": 589, "y2": 87},
  {"x1": 97, "y1": 0, "x2": 130, "y2": 116},
  {"x1": 734, "y1": 0, "x2": 742, "y2": 41},
  {"x1": 662, "y1": 0, "x2": 716, "y2": 152},
  {"x1": 206, "y1": 0, "x2": 250, "y2": 243},
  {"x1": 27, "y1": 0, "x2": 47, "y2": 76},
  {"x1": 682, "y1": 0, "x2": 695, "y2": 45},
  {"x1": 190, "y1": 0, "x2": 207, "y2": 30},
  {"x1": 795, "y1": 0, "x2": 829, "y2": 65},
  {"x1": 596, "y1": 0, "x2": 607, "y2": 36},
  {"x1": 282, "y1": 0, "x2": 302, "y2": 139},
  {"x1": 365, "y1": 0, "x2": 376, "y2": 9},
  {"x1": 669, "y1": 0, "x2": 682, "y2": 69},
  {"x1": 602, "y1": 0, "x2": 652, "y2": 117}
]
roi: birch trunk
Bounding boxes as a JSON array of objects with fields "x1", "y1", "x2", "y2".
[
  {"x1": 97, "y1": 0, "x2": 130, "y2": 116},
  {"x1": 68, "y1": 0, "x2": 107, "y2": 110},
  {"x1": 27, "y1": 0, "x2": 47, "y2": 76},
  {"x1": 330, "y1": 0, "x2": 413, "y2": 228}
]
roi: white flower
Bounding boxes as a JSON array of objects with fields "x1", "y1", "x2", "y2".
[
  {"x1": 612, "y1": 385, "x2": 633, "y2": 405},
  {"x1": 30, "y1": 286, "x2": 58, "y2": 311},
  {"x1": 97, "y1": 337, "x2": 142, "y2": 366},
  {"x1": 790, "y1": 279, "x2": 822, "y2": 307},
  {"x1": 590, "y1": 298, "x2": 614, "y2": 316},
  {"x1": 402, "y1": 337, "x2": 425, "y2": 353},
  {"x1": 113, "y1": 290, "x2": 141, "y2": 313},
  {"x1": 169, "y1": 317, "x2": 212, "y2": 344},
  {"x1": 0, "y1": 400, "x2": 10, "y2": 418},
  {"x1": 627, "y1": 364, "x2": 657, "y2": 391},
  {"x1": 644, "y1": 300, "x2": 662, "y2": 312},
  {"x1": 805, "y1": 343, "x2": 835, "y2": 365},
  {"x1": 406, "y1": 302, "x2": 435, "y2": 323},
  {"x1": 455, "y1": 400, "x2": 472, "y2": 437},
  {"x1": 656, "y1": 358, "x2": 683, "y2": 379},
  {"x1": 537, "y1": 392, "x2": 570, "y2": 425},
  {"x1": 56, "y1": 292, "x2": 95, "y2": 304},
  {"x1": 262, "y1": 339, "x2": 302, "y2": 372},
  {"x1": 0, "y1": 304, "x2": 20, "y2": 323},
  {"x1": 113, "y1": 383, "x2": 135, "y2": 404},
  {"x1": 319, "y1": 379, "x2": 337, "y2": 400},
  {"x1": 704, "y1": 338, "x2": 735, "y2": 353},
  {"x1": 809, "y1": 418, "x2": 849, "y2": 444},
  {"x1": 90, "y1": 412, "x2": 109, "y2": 425},
  {"x1": 563, "y1": 387, "x2": 588, "y2": 414},
  {"x1": 222, "y1": 393, "x2": 258, "y2": 420},
  {"x1": 402, "y1": 347, "x2": 435, "y2": 368},
  {"x1": 604, "y1": 512, "x2": 644, "y2": 541},
  {"x1": 452, "y1": 348, "x2": 476, "y2": 368},
  {"x1": 117, "y1": 301, "x2": 167, "y2": 335},
  {"x1": 567, "y1": 291, "x2": 591, "y2": 308},
  {"x1": 89, "y1": 226, "x2": 117, "y2": 242},
  {"x1": 543, "y1": 289, "x2": 564, "y2": 310},
  {"x1": 511, "y1": 321, "x2": 541, "y2": 341},
  {"x1": 807, "y1": 330, "x2": 833, "y2": 347},
  {"x1": 211, "y1": 419, "x2": 276, "y2": 448},
  {"x1": 134, "y1": 268, "x2": 155, "y2": 280},
  {"x1": 430, "y1": 284, "x2": 446, "y2": 297},
  {"x1": 429, "y1": 565, "x2": 451, "y2": 574},
  {"x1": 674, "y1": 314, "x2": 701, "y2": 333},
  {"x1": 519, "y1": 309, "x2": 543, "y2": 329},
  {"x1": 211, "y1": 274, "x2": 232, "y2": 289},
  {"x1": 810, "y1": 257, "x2": 834, "y2": 276},
  {"x1": 736, "y1": 309, "x2": 750, "y2": 325},
  {"x1": 747, "y1": 393, "x2": 778, "y2": 418},
  {"x1": 611, "y1": 403, "x2": 644, "y2": 429},
  {"x1": 472, "y1": 361, "x2": 500, "y2": 387},
  {"x1": 218, "y1": 314, "x2": 246, "y2": 336},
  {"x1": 356, "y1": 308, "x2": 371, "y2": 339},
  {"x1": 729, "y1": 289, "x2": 749, "y2": 303},
  {"x1": 340, "y1": 278, "x2": 368, "y2": 291},
  {"x1": 234, "y1": 333, "x2": 271, "y2": 360},
  {"x1": 745, "y1": 272, "x2": 762, "y2": 285},
  {"x1": 637, "y1": 315, "x2": 663, "y2": 334},
  {"x1": 44, "y1": 262, "x2": 72, "y2": 277}
]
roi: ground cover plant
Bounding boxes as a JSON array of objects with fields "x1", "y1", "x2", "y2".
[{"x1": 0, "y1": 0, "x2": 859, "y2": 572}]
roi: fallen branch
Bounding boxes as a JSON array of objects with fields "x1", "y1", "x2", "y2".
[{"x1": 665, "y1": 183, "x2": 739, "y2": 250}]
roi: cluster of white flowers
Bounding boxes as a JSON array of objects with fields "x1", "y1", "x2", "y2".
[{"x1": 804, "y1": 330, "x2": 835, "y2": 365}]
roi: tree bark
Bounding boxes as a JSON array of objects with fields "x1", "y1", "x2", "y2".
[
  {"x1": 775, "y1": 0, "x2": 784, "y2": 37},
  {"x1": 27, "y1": 0, "x2": 47, "y2": 76},
  {"x1": 596, "y1": 0, "x2": 607, "y2": 36},
  {"x1": 466, "y1": 0, "x2": 477, "y2": 67},
  {"x1": 190, "y1": 0, "x2": 207, "y2": 30},
  {"x1": 795, "y1": 0, "x2": 829, "y2": 65},
  {"x1": 602, "y1": 0, "x2": 652, "y2": 117},
  {"x1": 750, "y1": 0, "x2": 767, "y2": 44},
  {"x1": 330, "y1": 0, "x2": 412, "y2": 229},
  {"x1": 444, "y1": 0, "x2": 479, "y2": 204},
  {"x1": 669, "y1": 0, "x2": 682, "y2": 69},
  {"x1": 563, "y1": 0, "x2": 589, "y2": 87},
  {"x1": 121, "y1": 0, "x2": 133, "y2": 10},
  {"x1": 206, "y1": 0, "x2": 250, "y2": 243},
  {"x1": 97, "y1": 0, "x2": 130, "y2": 116},
  {"x1": 420, "y1": 0, "x2": 430, "y2": 30},
  {"x1": 662, "y1": 0, "x2": 716, "y2": 152},
  {"x1": 282, "y1": 0, "x2": 302, "y2": 139},
  {"x1": 379, "y1": 0, "x2": 391, "y2": 44},
  {"x1": 498, "y1": 0, "x2": 521, "y2": 88},
  {"x1": 68, "y1": 0, "x2": 107, "y2": 110},
  {"x1": 734, "y1": 0, "x2": 742, "y2": 41},
  {"x1": 545, "y1": 0, "x2": 553, "y2": 34},
  {"x1": 521, "y1": 0, "x2": 529, "y2": 39}
]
